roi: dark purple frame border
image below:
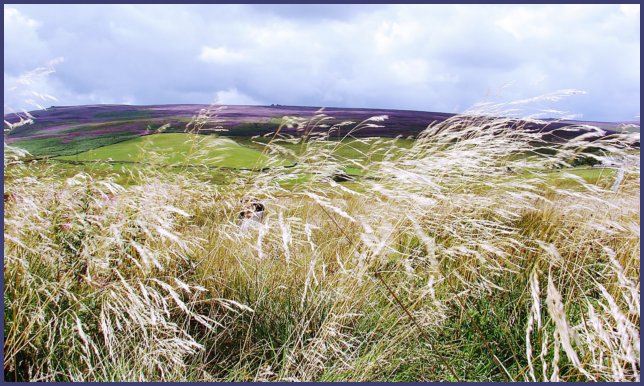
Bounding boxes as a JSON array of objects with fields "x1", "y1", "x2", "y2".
[{"x1": 1, "y1": 1, "x2": 641, "y2": 385}]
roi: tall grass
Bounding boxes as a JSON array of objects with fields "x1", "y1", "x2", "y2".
[{"x1": 3, "y1": 101, "x2": 640, "y2": 381}]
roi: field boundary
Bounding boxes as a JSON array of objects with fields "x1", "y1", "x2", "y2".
[{"x1": 48, "y1": 157, "x2": 298, "y2": 172}]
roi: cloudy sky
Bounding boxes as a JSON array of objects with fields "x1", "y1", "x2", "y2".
[{"x1": 3, "y1": 4, "x2": 640, "y2": 121}]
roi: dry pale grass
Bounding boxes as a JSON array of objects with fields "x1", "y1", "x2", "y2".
[{"x1": 3, "y1": 101, "x2": 640, "y2": 381}]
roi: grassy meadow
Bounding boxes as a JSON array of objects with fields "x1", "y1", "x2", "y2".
[
  {"x1": 57, "y1": 133, "x2": 294, "y2": 169},
  {"x1": 3, "y1": 111, "x2": 640, "y2": 382}
]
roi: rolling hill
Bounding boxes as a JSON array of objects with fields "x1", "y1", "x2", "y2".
[{"x1": 4, "y1": 104, "x2": 638, "y2": 157}]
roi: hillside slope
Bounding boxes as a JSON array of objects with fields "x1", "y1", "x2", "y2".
[{"x1": 4, "y1": 104, "x2": 636, "y2": 157}]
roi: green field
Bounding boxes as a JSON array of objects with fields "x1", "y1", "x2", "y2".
[
  {"x1": 9, "y1": 132, "x2": 142, "y2": 157},
  {"x1": 12, "y1": 132, "x2": 622, "y2": 188},
  {"x1": 50, "y1": 133, "x2": 416, "y2": 176},
  {"x1": 57, "y1": 133, "x2": 293, "y2": 169}
]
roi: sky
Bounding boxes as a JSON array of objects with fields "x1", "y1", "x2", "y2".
[{"x1": 3, "y1": 4, "x2": 640, "y2": 121}]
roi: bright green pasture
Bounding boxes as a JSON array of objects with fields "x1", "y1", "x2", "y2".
[
  {"x1": 57, "y1": 133, "x2": 293, "y2": 169},
  {"x1": 238, "y1": 137, "x2": 416, "y2": 176},
  {"x1": 515, "y1": 167, "x2": 619, "y2": 190}
]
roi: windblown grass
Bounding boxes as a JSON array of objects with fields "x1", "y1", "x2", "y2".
[{"x1": 3, "y1": 104, "x2": 640, "y2": 381}]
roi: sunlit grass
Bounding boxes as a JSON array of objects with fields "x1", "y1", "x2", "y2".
[
  {"x1": 56, "y1": 133, "x2": 294, "y2": 169},
  {"x1": 3, "y1": 105, "x2": 640, "y2": 382}
]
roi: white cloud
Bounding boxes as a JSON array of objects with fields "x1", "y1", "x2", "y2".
[
  {"x1": 4, "y1": 7, "x2": 39, "y2": 28},
  {"x1": 199, "y1": 46, "x2": 246, "y2": 63},
  {"x1": 3, "y1": 6, "x2": 52, "y2": 73},
  {"x1": 620, "y1": 4, "x2": 639, "y2": 16},
  {"x1": 215, "y1": 88, "x2": 261, "y2": 105},
  {"x1": 495, "y1": 8, "x2": 553, "y2": 40},
  {"x1": 374, "y1": 21, "x2": 419, "y2": 54},
  {"x1": 390, "y1": 59, "x2": 430, "y2": 84}
]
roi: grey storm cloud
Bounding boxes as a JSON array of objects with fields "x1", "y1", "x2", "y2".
[{"x1": 3, "y1": 4, "x2": 640, "y2": 121}]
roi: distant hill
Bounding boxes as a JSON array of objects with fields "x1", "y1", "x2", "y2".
[{"x1": 4, "y1": 104, "x2": 638, "y2": 157}]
